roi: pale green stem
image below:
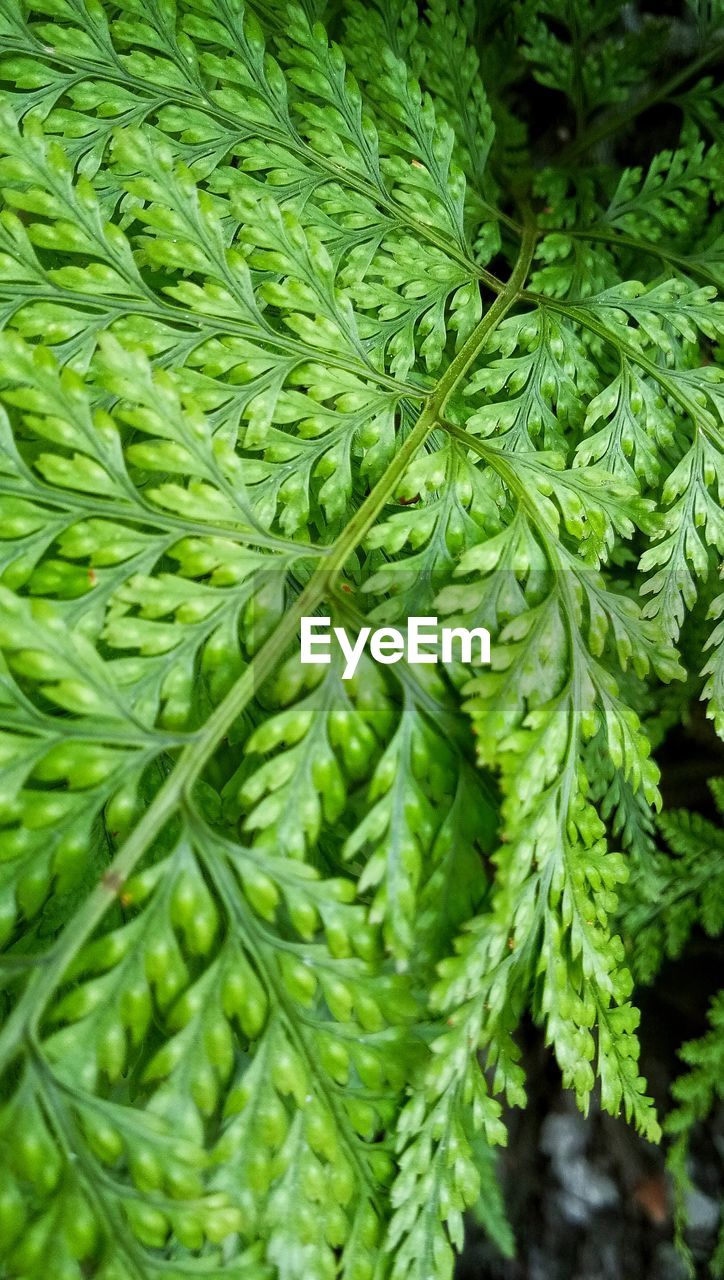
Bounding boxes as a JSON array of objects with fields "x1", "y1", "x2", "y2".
[{"x1": 0, "y1": 222, "x2": 538, "y2": 1072}]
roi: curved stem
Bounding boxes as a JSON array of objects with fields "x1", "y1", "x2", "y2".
[{"x1": 563, "y1": 228, "x2": 721, "y2": 288}]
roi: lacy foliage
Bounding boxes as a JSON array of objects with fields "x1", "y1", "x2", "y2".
[{"x1": 0, "y1": 1, "x2": 722, "y2": 1277}]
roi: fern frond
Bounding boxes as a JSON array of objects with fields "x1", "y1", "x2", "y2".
[{"x1": 0, "y1": 2, "x2": 722, "y2": 1277}]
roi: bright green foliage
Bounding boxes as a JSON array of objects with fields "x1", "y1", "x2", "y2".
[{"x1": 0, "y1": 2, "x2": 722, "y2": 1277}]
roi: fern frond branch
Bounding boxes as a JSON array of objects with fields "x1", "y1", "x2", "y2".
[
  {"x1": 33, "y1": 1056, "x2": 234, "y2": 1276},
  {"x1": 433, "y1": 415, "x2": 663, "y2": 1133},
  {"x1": 194, "y1": 827, "x2": 386, "y2": 1214},
  {"x1": 0, "y1": 219, "x2": 538, "y2": 1078},
  {"x1": 436, "y1": 417, "x2": 644, "y2": 857},
  {"x1": 559, "y1": 40, "x2": 724, "y2": 164},
  {"x1": 327, "y1": 584, "x2": 483, "y2": 760},
  {"x1": 39, "y1": 1075, "x2": 208, "y2": 1215},
  {"x1": 562, "y1": 229, "x2": 721, "y2": 288},
  {"x1": 0, "y1": 391, "x2": 335, "y2": 556},
  {"x1": 527, "y1": 295, "x2": 724, "y2": 445},
  {"x1": 0, "y1": 283, "x2": 426, "y2": 398},
  {"x1": 438, "y1": 421, "x2": 585, "y2": 820},
  {"x1": 439, "y1": 419, "x2": 556, "y2": 537},
  {"x1": 0, "y1": 477, "x2": 331, "y2": 557},
  {"x1": 27, "y1": 1053, "x2": 151, "y2": 1280},
  {"x1": 0, "y1": 37, "x2": 504, "y2": 285}
]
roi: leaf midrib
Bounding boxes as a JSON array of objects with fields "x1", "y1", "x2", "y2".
[{"x1": 0, "y1": 219, "x2": 538, "y2": 1075}]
